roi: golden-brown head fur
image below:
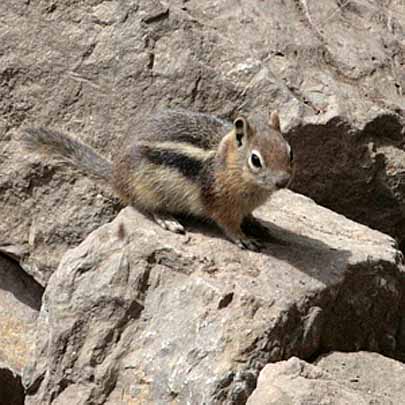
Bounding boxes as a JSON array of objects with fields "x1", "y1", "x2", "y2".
[{"x1": 217, "y1": 111, "x2": 293, "y2": 194}]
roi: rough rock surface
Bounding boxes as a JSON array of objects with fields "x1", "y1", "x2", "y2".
[
  {"x1": 23, "y1": 191, "x2": 405, "y2": 404},
  {"x1": 247, "y1": 352, "x2": 405, "y2": 405},
  {"x1": 0, "y1": 254, "x2": 43, "y2": 404},
  {"x1": 1, "y1": 0, "x2": 405, "y2": 286},
  {"x1": 316, "y1": 351, "x2": 405, "y2": 404},
  {"x1": 0, "y1": 255, "x2": 43, "y2": 371}
]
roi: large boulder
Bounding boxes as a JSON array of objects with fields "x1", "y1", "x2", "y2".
[
  {"x1": 247, "y1": 351, "x2": 405, "y2": 405},
  {"x1": 23, "y1": 191, "x2": 405, "y2": 404},
  {"x1": 1, "y1": 0, "x2": 405, "y2": 285}
]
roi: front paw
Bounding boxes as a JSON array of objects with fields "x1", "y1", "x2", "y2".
[{"x1": 241, "y1": 215, "x2": 271, "y2": 238}]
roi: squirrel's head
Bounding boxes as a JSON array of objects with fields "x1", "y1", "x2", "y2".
[{"x1": 232, "y1": 111, "x2": 293, "y2": 191}]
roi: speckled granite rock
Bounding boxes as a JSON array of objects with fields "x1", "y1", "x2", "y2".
[{"x1": 248, "y1": 351, "x2": 405, "y2": 405}]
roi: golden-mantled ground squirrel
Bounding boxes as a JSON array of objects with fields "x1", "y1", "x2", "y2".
[{"x1": 22, "y1": 110, "x2": 293, "y2": 250}]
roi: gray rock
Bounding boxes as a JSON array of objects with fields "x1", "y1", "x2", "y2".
[
  {"x1": 0, "y1": 255, "x2": 43, "y2": 372},
  {"x1": 247, "y1": 357, "x2": 367, "y2": 405},
  {"x1": 1, "y1": 0, "x2": 405, "y2": 285},
  {"x1": 23, "y1": 191, "x2": 405, "y2": 404},
  {"x1": 248, "y1": 351, "x2": 405, "y2": 405},
  {"x1": 316, "y1": 351, "x2": 405, "y2": 405},
  {"x1": 0, "y1": 255, "x2": 43, "y2": 405}
]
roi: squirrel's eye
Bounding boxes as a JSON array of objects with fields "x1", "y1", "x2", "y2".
[{"x1": 250, "y1": 153, "x2": 262, "y2": 169}]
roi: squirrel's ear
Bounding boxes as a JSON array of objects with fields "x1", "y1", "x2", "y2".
[
  {"x1": 233, "y1": 116, "x2": 248, "y2": 147},
  {"x1": 269, "y1": 111, "x2": 281, "y2": 131}
]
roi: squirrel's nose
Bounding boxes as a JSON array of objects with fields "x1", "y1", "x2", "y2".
[{"x1": 275, "y1": 173, "x2": 291, "y2": 189}]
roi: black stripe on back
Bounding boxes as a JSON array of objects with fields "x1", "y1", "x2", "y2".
[{"x1": 141, "y1": 145, "x2": 204, "y2": 180}]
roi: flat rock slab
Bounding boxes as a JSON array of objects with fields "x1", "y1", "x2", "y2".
[
  {"x1": 23, "y1": 191, "x2": 405, "y2": 404},
  {"x1": 248, "y1": 351, "x2": 405, "y2": 405}
]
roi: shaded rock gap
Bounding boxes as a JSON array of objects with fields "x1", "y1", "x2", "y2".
[
  {"x1": 286, "y1": 113, "x2": 405, "y2": 254},
  {"x1": 0, "y1": 365, "x2": 25, "y2": 405},
  {"x1": 0, "y1": 253, "x2": 44, "y2": 311}
]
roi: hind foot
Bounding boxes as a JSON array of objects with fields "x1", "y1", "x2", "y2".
[{"x1": 153, "y1": 214, "x2": 185, "y2": 234}]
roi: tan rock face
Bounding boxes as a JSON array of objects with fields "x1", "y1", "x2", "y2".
[
  {"x1": 1, "y1": 1, "x2": 405, "y2": 404},
  {"x1": 23, "y1": 191, "x2": 405, "y2": 404},
  {"x1": 248, "y1": 352, "x2": 405, "y2": 405}
]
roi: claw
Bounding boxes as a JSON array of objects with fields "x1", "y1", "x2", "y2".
[{"x1": 236, "y1": 236, "x2": 262, "y2": 252}]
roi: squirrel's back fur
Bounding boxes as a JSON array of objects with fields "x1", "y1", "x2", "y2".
[{"x1": 122, "y1": 110, "x2": 232, "y2": 150}]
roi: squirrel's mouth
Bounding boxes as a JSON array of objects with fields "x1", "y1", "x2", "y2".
[{"x1": 256, "y1": 181, "x2": 276, "y2": 192}]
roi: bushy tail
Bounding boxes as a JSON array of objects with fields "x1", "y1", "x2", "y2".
[{"x1": 22, "y1": 127, "x2": 112, "y2": 182}]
